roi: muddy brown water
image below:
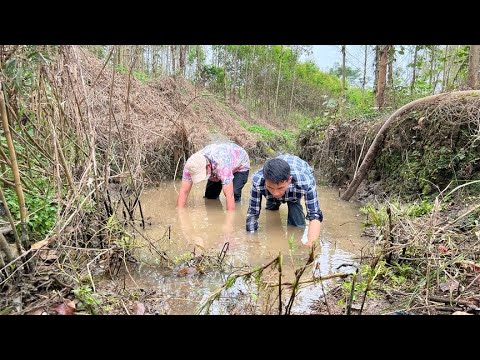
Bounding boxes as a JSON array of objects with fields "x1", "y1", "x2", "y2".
[{"x1": 123, "y1": 171, "x2": 368, "y2": 314}]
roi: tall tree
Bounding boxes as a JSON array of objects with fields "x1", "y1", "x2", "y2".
[
  {"x1": 387, "y1": 45, "x2": 395, "y2": 106},
  {"x1": 170, "y1": 45, "x2": 176, "y2": 77},
  {"x1": 232, "y1": 46, "x2": 239, "y2": 101},
  {"x1": 179, "y1": 45, "x2": 187, "y2": 77},
  {"x1": 375, "y1": 45, "x2": 388, "y2": 109},
  {"x1": 223, "y1": 46, "x2": 228, "y2": 100},
  {"x1": 195, "y1": 46, "x2": 201, "y2": 90},
  {"x1": 410, "y1": 45, "x2": 419, "y2": 95},
  {"x1": 340, "y1": 45, "x2": 346, "y2": 117},
  {"x1": 387, "y1": 45, "x2": 394, "y2": 89},
  {"x1": 362, "y1": 45, "x2": 368, "y2": 98},
  {"x1": 274, "y1": 45, "x2": 284, "y2": 118},
  {"x1": 262, "y1": 46, "x2": 271, "y2": 117},
  {"x1": 341, "y1": 45, "x2": 346, "y2": 92},
  {"x1": 289, "y1": 46, "x2": 299, "y2": 116},
  {"x1": 428, "y1": 45, "x2": 437, "y2": 94},
  {"x1": 468, "y1": 45, "x2": 480, "y2": 89},
  {"x1": 441, "y1": 45, "x2": 449, "y2": 92}
]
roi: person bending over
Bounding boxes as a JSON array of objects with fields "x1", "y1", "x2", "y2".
[
  {"x1": 245, "y1": 154, "x2": 323, "y2": 247},
  {"x1": 176, "y1": 142, "x2": 250, "y2": 211}
]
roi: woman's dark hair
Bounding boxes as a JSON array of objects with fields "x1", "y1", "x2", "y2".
[{"x1": 263, "y1": 158, "x2": 290, "y2": 183}]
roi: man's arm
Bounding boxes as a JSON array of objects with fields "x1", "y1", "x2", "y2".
[
  {"x1": 304, "y1": 180, "x2": 323, "y2": 247},
  {"x1": 222, "y1": 182, "x2": 236, "y2": 211},
  {"x1": 246, "y1": 181, "x2": 262, "y2": 232},
  {"x1": 176, "y1": 180, "x2": 193, "y2": 208},
  {"x1": 306, "y1": 219, "x2": 321, "y2": 247}
]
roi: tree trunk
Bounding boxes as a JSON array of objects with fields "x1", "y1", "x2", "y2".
[
  {"x1": 0, "y1": 82, "x2": 28, "y2": 247},
  {"x1": 262, "y1": 46, "x2": 271, "y2": 117},
  {"x1": 223, "y1": 46, "x2": 228, "y2": 100},
  {"x1": 341, "y1": 45, "x2": 346, "y2": 91},
  {"x1": 179, "y1": 45, "x2": 188, "y2": 77},
  {"x1": 248, "y1": 45, "x2": 257, "y2": 115},
  {"x1": 195, "y1": 45, "x2": 201, "y2": 90},
  {"x1": 373, "y1": 46, "x2": 379, "y2": 100},
  {"x1": 341, "y1": 90, "x2": 480, "y2": 201},
  {"x1": 170, "y1": 45, "x2": 176, "y2": 77},
  {"x1": 387, "y1": 45, "x2": 395, "y2": 106},
  {"x1": 375, "y1": 45, "x2": 388, "y2": 109},
  {"x1": 468, "y1": 45, "x2": 480, "y2": 89},
  {"x1": 289, "y1": 58, "x2": 297, "y2": 116},
  {"x1": 429, "y1": 46, "x2": 436, "y2": 94},
  {"x1": 0, "y1": 232, "x2": 14, "y2": 263},
  {"x1": 244, "y1": 46, "x2": 251, "y2": 101},
  {"x1": 441, "y1": 45, "x2": 449, "y2": 92},
  {"x1": 339, "y1": 45, "x2": 346, "y2": 117},
  {"x1": 232, "y1": 46, "x2": 239, "y2": 102},
  {"x1": 362, "y1": 45, "x2": 367, "y2": 98},
  {"x1": 274, "y1": 45, "x2": 284, "y2": 118},
  {"x1": 387, "y1": 46, "x2": 394, "y2": 88},
  {"x1": 410, "y1": 45, "x2": 418, "y2": 95},
  {"x1": 179, "y1": 45, "x2": 185, "y2": 77}
]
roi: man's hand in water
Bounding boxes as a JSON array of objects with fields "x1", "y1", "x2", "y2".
[
  {"x1": 301, "y1": 231, "x2": 315, "y2": 247},
  {"x1": 303, "y1": 219, "x2": 321, "y2": 247}
]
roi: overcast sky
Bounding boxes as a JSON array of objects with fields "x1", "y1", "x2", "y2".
[
  {"x1": 309, "y1": 45, "x2": 342, "y2": 70},
  {"x1": 302, "y1": 45, "x2": 372, "y2": 87},
  {"x1": 306, "y1": 45, "x2": 374, "y2": 72}
]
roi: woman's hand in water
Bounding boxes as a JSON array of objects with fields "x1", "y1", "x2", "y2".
[{"x1": 221, "y1": 210, "x2": 235, "y2": 239}]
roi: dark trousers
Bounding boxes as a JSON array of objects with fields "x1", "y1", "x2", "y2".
[
  {"x1": 265, "y1": 198, "x2": 306, "y2": 227},
  {"x1": 204, "y1": 170, "x2": 250, "y2": 202}
]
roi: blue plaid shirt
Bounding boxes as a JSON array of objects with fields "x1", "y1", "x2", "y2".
[{"x1": 246, "y1": 154, "x2": 323, "y2": 232}]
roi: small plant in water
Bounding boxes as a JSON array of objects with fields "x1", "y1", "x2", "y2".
[
  {"x1": 288, "y1": 234, "x2": 297, "y2": 252},
  {"x1": 73, "y1": 285, "x2": 102, "y2": 314},
  {"x1": 173, "y1": 252, "x2": 194, "y2": 265}
]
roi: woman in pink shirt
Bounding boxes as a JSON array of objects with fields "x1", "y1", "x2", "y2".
[{"x1": 176, "y1": 142, "x2": 250, "y2": 211}]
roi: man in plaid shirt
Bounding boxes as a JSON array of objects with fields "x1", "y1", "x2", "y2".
[{"x1": 245, "y1": 154, "x2": 323, "y2": 247}]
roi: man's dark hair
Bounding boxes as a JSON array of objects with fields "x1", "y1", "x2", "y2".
[{"x1": 263, "y1": 158, "x2": 291, "y2": 183}]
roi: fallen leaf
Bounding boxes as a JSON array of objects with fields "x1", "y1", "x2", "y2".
[
  {"x1": 465, "y1": 297, "x2": 480, "y2": 306},
  {"x1": 31, "y1": 237, "x2": 56, "y2": 251},
  {"x1": 64, "y1": 299, "x2": 76, "y2": 309},
  {"x1": 177, "y1": 267, "x2": 197, "y2": 276},
  {"x1": 53, "y1": 299, "x2": 76, "y2": 315},
  {"x1": 27, "y1": 308, "x2": 45, "y2": 315},
  {"x1": 39, "y1": 250, "x2": 58, "y2": 262},
  {"x1": 455, "y1": 260, "x2": 480, "y2": 273},
  {"x1": 439, "y1": 279, "x2": 459, "y2": 293},
  {"x1": 132, "y1": 302, "x2": 145, "y2": 315},
  {"x1": 178, "y1": 267, "x2": 189, "y2": 276}
]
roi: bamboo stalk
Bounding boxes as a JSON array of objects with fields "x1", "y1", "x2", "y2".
[
  {"x1": 0, "y1": 145, "x2": 12, "y2": 166},
  {"x1": 346, "y1": 270, "x2": 357, "y2": 315},
  {"x1": 0, "y1": 186, "x2": 22, "y2": 254},
  {"x1": 0, "y1": 232, "x2": 14, "y2": 263},
  {"x1": 0, "y1": 82, "x2": 29, "y2": 248}
]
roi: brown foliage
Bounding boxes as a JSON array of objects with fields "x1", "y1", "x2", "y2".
[{"x1": 55, "y1": 46, "x2": 273, "y2": 182}]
